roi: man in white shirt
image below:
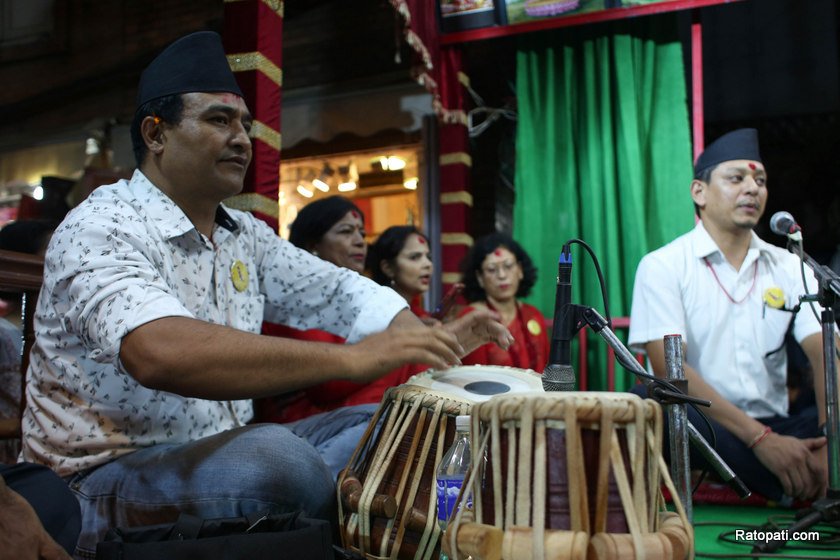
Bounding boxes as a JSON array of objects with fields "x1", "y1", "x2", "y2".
[
  {"x1": 629, "y1": 128, "x2": 832, "y2": 502},
  {"x1": 21, "y1": 31, "x2": 511, "y2": 556}
]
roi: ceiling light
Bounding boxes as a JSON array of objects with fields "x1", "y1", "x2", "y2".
[
  {"x1": 403, "y1": 177, "x2": 418, "y2": 190},
  {"x1": 312, "y1": 178, "x2": 330, "y2": 192},
  {"x1": 296, "y1": 184, "x2": 314, "y2": 198},
  {"x1": 376, "y1": 155, "x2": 406, "y2": 171},
  {"x1": 32, "y1": 185, "x2": 44, "y2": 201},
  {"x1": 337, "y1": 181, "x2": 357, "y2": 192},
  {"x1": 386, "y1": 156, "x2": 405, "y2": 170}
]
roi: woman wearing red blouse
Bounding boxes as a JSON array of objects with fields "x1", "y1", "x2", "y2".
[
  {"x1": 257, "y1": 196, "x2": 370, "y2": 423},
  {"x1": 363, "y1": 225, "x2": 437, "y2": 398},
  {"x1": 258, "y1": 210, "x2": 436, "y2": 423},
  {"x1": 458, "y1": 233, "x2": 549, "y2": 372}
]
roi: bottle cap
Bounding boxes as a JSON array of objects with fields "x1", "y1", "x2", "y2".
[{"x1": 455, "y1": 415, "x2": 471, "y2": 431}]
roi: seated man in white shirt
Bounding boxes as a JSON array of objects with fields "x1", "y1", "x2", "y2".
[
  {"x1": 629, "y1": 128, "x2": 832, "y2": 503},
  {"x1": 20, "y1": 31, "x2": 512, "y2": 557}
]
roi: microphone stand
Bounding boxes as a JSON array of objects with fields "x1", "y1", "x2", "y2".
[
  {"x1": 579, "y1": 306, "x2": 752, "y2": 501},
  {"x1": 753, "y1": 241, "x2": 840, "y2": 554}
]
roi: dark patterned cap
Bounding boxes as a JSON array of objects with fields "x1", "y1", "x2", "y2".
[
  {"x1": 694, "y1": 128, "x2": 762, "y2": 177},
  {"x1": 136, "y1": 31, "x2": 243, "y2": 108}
]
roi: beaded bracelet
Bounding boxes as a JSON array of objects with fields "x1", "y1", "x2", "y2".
[{"x1": 749, "y1": 425, "x2": 772, "y2": 449}]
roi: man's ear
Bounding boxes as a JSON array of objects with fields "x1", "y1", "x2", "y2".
[
  {"x1": 690, "y1": 179, "x2": 706, "y2": 210},
  {"x1": 140, "y1": 116, "x2": 166, "y2": 155}
]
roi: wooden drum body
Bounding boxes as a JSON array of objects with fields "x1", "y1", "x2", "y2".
[
  {"x1": 338, "y1": 365, "x2": 542, "y2": 560},
  {"x1": 444, "y1": 392, "x2": 693, "y2": 560}
]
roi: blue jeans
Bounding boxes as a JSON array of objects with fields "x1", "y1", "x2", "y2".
[
  {"x1": 284, "y1": 403, "x2": 379, "y2": 479},
  {"x1": 66, "y1": 404, "x2": 378, "y2": 558},
  {"x1": 67, "y1": 423, "x2": 335, "y2": 559}
]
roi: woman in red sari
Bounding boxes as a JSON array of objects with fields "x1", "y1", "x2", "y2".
[{"x1": 458, "y1": 233, "x2": 549, "y2": 372}]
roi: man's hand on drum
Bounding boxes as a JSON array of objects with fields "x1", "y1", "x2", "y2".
[
  {"x1": 346, "y1": 322, "x2": 464, "y2": 380},
  {"x1": 752, "y1": 432, "x2": 827, "y2": 501},
  {"x1": 342, "y1": 308, "x2": 512, "y2": 382},
  {"x1": 441, "y1": 307, "x2": 513, "y2": 356}
]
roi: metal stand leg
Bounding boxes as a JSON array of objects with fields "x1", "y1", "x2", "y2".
[
  {"x1": 664, "y1": 334, "x2": 693, "y2": 523},
  {"x1": 754, "y1": 242, "x2": 840, "y2": 553}
]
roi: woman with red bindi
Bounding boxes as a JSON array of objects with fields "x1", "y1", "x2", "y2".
[
  {"x1": 457, "y1": 232, "x2": 549, "y2": 372},
  {"x1": 367, "y1": 225, "x2": 433, "y2": 318}
]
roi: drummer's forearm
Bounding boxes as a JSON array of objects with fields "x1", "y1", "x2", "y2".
[
  {"x1": 120, "y1": 316, "x2": 359, "y2": 399},
  {"x1": 389, "y1": 308, "x2": 426, "y2": 330}
]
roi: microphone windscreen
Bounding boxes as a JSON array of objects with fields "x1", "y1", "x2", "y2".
[
  {"x1": 769, "y1": 211, "x2": 795, "y2": 236},
  {"x1": 542, "y1": 363, "x2": 576, "y2": 392}
]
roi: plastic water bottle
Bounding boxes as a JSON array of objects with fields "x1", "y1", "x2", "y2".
[{"x1": 436, "y1": 414, "x2": 471, "y2": 560}]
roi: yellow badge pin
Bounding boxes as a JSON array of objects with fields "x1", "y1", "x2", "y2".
[
  {"x1": 762, "y1": 286, "x2": 785, "y2": 309},
  {"x1": 231, "y1": 260, "x2": 249, "y2": 292},
  {"x1": 527, "y1": 319, "x2": 542, "y2": 336}
]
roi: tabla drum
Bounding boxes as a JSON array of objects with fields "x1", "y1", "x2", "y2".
[
  {"x1": 442, "y1": 392, "x2": 693, "y2": 560},
  {"x1": 338, "y1": 365, "x2": 543, "y2": 560}
]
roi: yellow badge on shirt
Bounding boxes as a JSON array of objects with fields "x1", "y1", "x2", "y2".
[
  {"x1": 231, "y1": 260, "x2": 249, "y2": 292},
  {"x1": 527, "y1": 319, "x2": 542, "y2": 336},
  {"x1": 763, "y1": 286, "x2": 785, "y2": 309}
]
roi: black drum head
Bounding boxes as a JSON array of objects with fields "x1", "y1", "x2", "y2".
[{"x1": 463, "y1": 380, "x2": 511, "y2": 396}]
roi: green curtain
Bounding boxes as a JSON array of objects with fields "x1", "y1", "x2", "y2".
[{"x1": 513, "y1": 15, "x2": 695, "y2": 391}]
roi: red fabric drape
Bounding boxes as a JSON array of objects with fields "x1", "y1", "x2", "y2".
[
  {"x1": 390, "y1": 1, "x2": 472, "y2": 290},
  {"x1": 223, "y1": 1, "x2": 283, "y2": 230}
]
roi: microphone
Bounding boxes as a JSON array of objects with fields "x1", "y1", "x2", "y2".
[
  {"x1": 543, "y1": 244, "x2": 576, "y2": 392},
  {"x1": 769, "y1": 211, "x2": 801, "y2": 237}
]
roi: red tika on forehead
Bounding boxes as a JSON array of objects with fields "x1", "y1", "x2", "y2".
[
  {"x1": 417, "y1": 236, "x2": 426, "y2": 244},
  {"x1": 350, "y1": 210, "x2": 360, "y2": 220},
  {"x1": 219, "y1": 93, "x2": 240, "y2": 104},
  {"x1": 493, "y1": 249, "x2": 503, "y2": 257},
  {"x1": 748, "y1": 163, "x2": 757, "y2": 170}
]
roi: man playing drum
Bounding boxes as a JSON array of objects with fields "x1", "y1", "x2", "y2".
[
  {"x1": 629, "y1": 128, "x2": 834, "y2": 503},
  {"x1": 20, "y1": 31, "x2": 512, "y2": 557}
]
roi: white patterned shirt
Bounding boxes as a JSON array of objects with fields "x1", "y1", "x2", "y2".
[
  {"x1": 629, "y1": 221, "x2": 822, "y2": 418},
  {"x1": 22, "y1": 170, "x2": 407, "y2": 476}
]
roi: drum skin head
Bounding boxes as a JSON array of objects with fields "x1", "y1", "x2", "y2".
[{"x1": 406, "y1": 365, "x2": 543, "y2": 403}]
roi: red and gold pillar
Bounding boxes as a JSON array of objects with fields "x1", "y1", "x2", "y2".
[
  {"x1": 390, "y1": 1, "x2": 473, "y2": 290},
  {"x1": 437, "y1": 49, "x2": 472, "y2": 289},
  {"x1": 222, "y1": 0, "x2": 283, "y2": 231}
]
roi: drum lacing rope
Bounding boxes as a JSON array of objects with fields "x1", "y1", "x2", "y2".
[
  {"x1": 648, "y1": 427, "x2": 695, "y2": 559},
  {"x1": 455, "y1": 393, "x2": 695, "y2": 560},
  {"x1": 348, "y1": 386, "x2": 473, "y2": 559},
  {"x1": 390, "y1": 398, "x2": 438, "y2": 559},
  {"x1": 448, "y1": 426, "x2": 493, "y2": 560},
  {"x1": 379, "y1": 392, "x2": 444, "y2": 558},
  {"x1": 357, "y1": 389, "x2": 412, "y2": 554},
  {"x1": 594, "y1": 404, "x2": 615, "y2": 535},
  {"x1": 339, "y1": 389, "x2": 395, "y2": 555}
]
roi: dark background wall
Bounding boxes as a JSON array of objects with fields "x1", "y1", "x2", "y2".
[
  {"x1": 0, "y1": 0, "x2": 837, "y2": 259},
  {"x1": 0, "y1": 1, "x2": 224, "y2": 153}
]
